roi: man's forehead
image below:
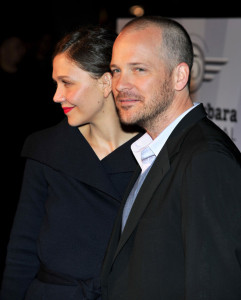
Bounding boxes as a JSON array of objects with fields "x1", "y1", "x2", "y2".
[
  {"x1": 113, "y1": 26, "x2": 162, "y2": 52},
  {"x1": 119, "y1": 24, "x2": 162, "y2": 39},
  {"x1": 111, "y1": 27, "x2": 162, "y2": 62}
]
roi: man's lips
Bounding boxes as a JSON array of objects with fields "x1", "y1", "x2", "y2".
[
  {"x1": 116, "y1": 99, "x2": 141, "y2": 108},
  {"x1": 118, "y1": 98, "x2": 138, "y2": 102},
  {"x1": 62, "y1": 107, "x2": 74, "y2": 114},
  {"x1": 116, "y1": 97, "x2": 141, "y2": 103},
  {"x1": 116, "y1": 93, "x2": 143, "y2": 104}
]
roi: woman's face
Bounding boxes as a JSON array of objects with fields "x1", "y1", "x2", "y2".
[{"x1": 52, "y1": 53, "x2": 106, "y2": 127}]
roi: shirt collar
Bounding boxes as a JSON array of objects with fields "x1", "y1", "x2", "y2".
[{"x1": 131, "y1": 102, "x2": 199, "y2": 168}]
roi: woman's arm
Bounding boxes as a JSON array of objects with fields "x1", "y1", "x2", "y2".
[{"x1": 1, "y1": 159, "x2": 47, "y2": 300}]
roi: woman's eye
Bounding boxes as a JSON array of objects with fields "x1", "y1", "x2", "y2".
[{"x1": 62, "y1": 80, "x2": 71, "y2": 86}]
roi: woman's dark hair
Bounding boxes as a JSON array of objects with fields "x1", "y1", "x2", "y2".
[{"x1": 53, "y1": 25, "x2": 117, "y2": 79}]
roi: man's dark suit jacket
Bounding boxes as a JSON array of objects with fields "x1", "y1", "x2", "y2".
[{"x1": 101, "y1": 104, "x2": 241, "y2": 300}]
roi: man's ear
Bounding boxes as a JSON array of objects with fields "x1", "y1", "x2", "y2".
[
  {"x1": 174, "y1": 63, "x2": 190, "y2": 91},
  {"x1": 99, "y1": 72, "x2": 112, "y2": 98}
]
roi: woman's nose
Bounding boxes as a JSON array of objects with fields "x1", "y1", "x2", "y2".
[{"x1": 53, "y1": 89, "x2": 65, "y2": 103}]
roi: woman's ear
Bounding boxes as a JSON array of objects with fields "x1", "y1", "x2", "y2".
[
  {"x1": 174, "y1": 63, "x2": 190, "y2": 91},
  {"x1": 99, "y1": 72, "x2": 112, "y2": 98}
]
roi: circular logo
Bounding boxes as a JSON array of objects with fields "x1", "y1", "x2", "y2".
[{"x1": 190, "y1": 43, "x2": 205, "y2": 93}]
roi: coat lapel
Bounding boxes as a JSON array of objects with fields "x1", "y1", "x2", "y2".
[{"x1": 22, "y1": 118, "x2": 142, "y2": 201}]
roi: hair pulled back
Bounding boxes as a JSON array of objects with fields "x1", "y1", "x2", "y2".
[{"x1": 53, "y1": 25, "x2": 117, "y2": 79}]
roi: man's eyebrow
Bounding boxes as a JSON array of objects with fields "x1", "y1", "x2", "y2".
[
  {"x1": 110, "y1": 62, "x2": 147, "y2": 68},
  {"x1": 110, "y1": 63, "x2": 119, "y2": 69}
]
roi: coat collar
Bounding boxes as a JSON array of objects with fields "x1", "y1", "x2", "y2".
[
  {"x1": 109, "y1": 103, "x2": 207, "y2": 265},
  {"x1": 22, "y1": 118, "x2": 142, "y2": 201}
]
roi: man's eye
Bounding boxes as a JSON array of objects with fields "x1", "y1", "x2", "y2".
[
  {"x1": 135, "y1": 68, "x2": 145, "y2": 72},
  {"x1": 111, "y1": 69, "x2": 120, "y2": 74}
]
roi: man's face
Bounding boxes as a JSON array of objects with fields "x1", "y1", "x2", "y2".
[{"x1": 110, "y1": 26, "x2": 175, "y2": 130}]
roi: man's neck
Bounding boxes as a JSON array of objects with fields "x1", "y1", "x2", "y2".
[{"x1": 146, "y1": 96, "x2": 193, "y2": 139}]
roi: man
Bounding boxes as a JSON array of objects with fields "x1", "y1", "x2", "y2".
[{"x1": 101, "y1": 16, "x2": 241, "y2": 300}]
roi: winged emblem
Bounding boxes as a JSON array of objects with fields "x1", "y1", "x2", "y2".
[{"x1": 190, "y1": 42, "x2": 228, "y2": 93}]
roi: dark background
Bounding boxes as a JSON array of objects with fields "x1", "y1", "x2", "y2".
[
  {"x1": 2, "y1": 0, "x2": 241, "y2": 40},
  {"x1": 0, "y1": 0, "x2": 240, "y2": 285}
]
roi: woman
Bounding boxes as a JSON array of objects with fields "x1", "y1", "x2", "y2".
[{"x1": 0, "y1": 25, "x2": 142, "y2": 300}]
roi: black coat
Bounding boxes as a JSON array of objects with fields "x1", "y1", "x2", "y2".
[
  {"x1": 0, "y1": 118, "x2": 142, "y2": 300},
  {"x1": 101, "y1": 104, "x2": 241, "y2": 300}
]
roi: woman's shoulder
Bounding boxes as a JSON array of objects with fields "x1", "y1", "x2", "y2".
[{"x1": 21, "y1": 118, "x2": 74, "y2": 159}]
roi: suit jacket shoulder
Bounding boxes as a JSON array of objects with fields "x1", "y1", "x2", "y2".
[{"x1": 166, "y1": 104, "x2": 241, "y2": 164}]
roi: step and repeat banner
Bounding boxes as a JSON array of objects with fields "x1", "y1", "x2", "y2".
[{"x1": 117, "y1": 18, "x2": 241, "y2": 150}]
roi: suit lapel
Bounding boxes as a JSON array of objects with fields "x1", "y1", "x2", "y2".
[
  {"x1": 113, "y1": 145, "x2": 170, "y2": 262},
  {"x1": 101, "y1": 166, "x2": 141, "y2": 278},
  {"x1": 108, "y1": 103, "x2": 208, "y2": 266}
]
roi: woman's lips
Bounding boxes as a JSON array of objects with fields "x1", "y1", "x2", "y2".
[{"x1": 62, "y1": 107, "x2": 74, "y2": 114}]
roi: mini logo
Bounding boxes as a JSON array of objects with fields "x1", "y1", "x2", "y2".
[{"x1": 190, "y1": 40, "x2": 228, "y2": 93}]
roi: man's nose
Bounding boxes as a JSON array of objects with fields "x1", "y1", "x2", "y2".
[{"x1": 113, "y1": 73, "x2": 133, "y2": 92}]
